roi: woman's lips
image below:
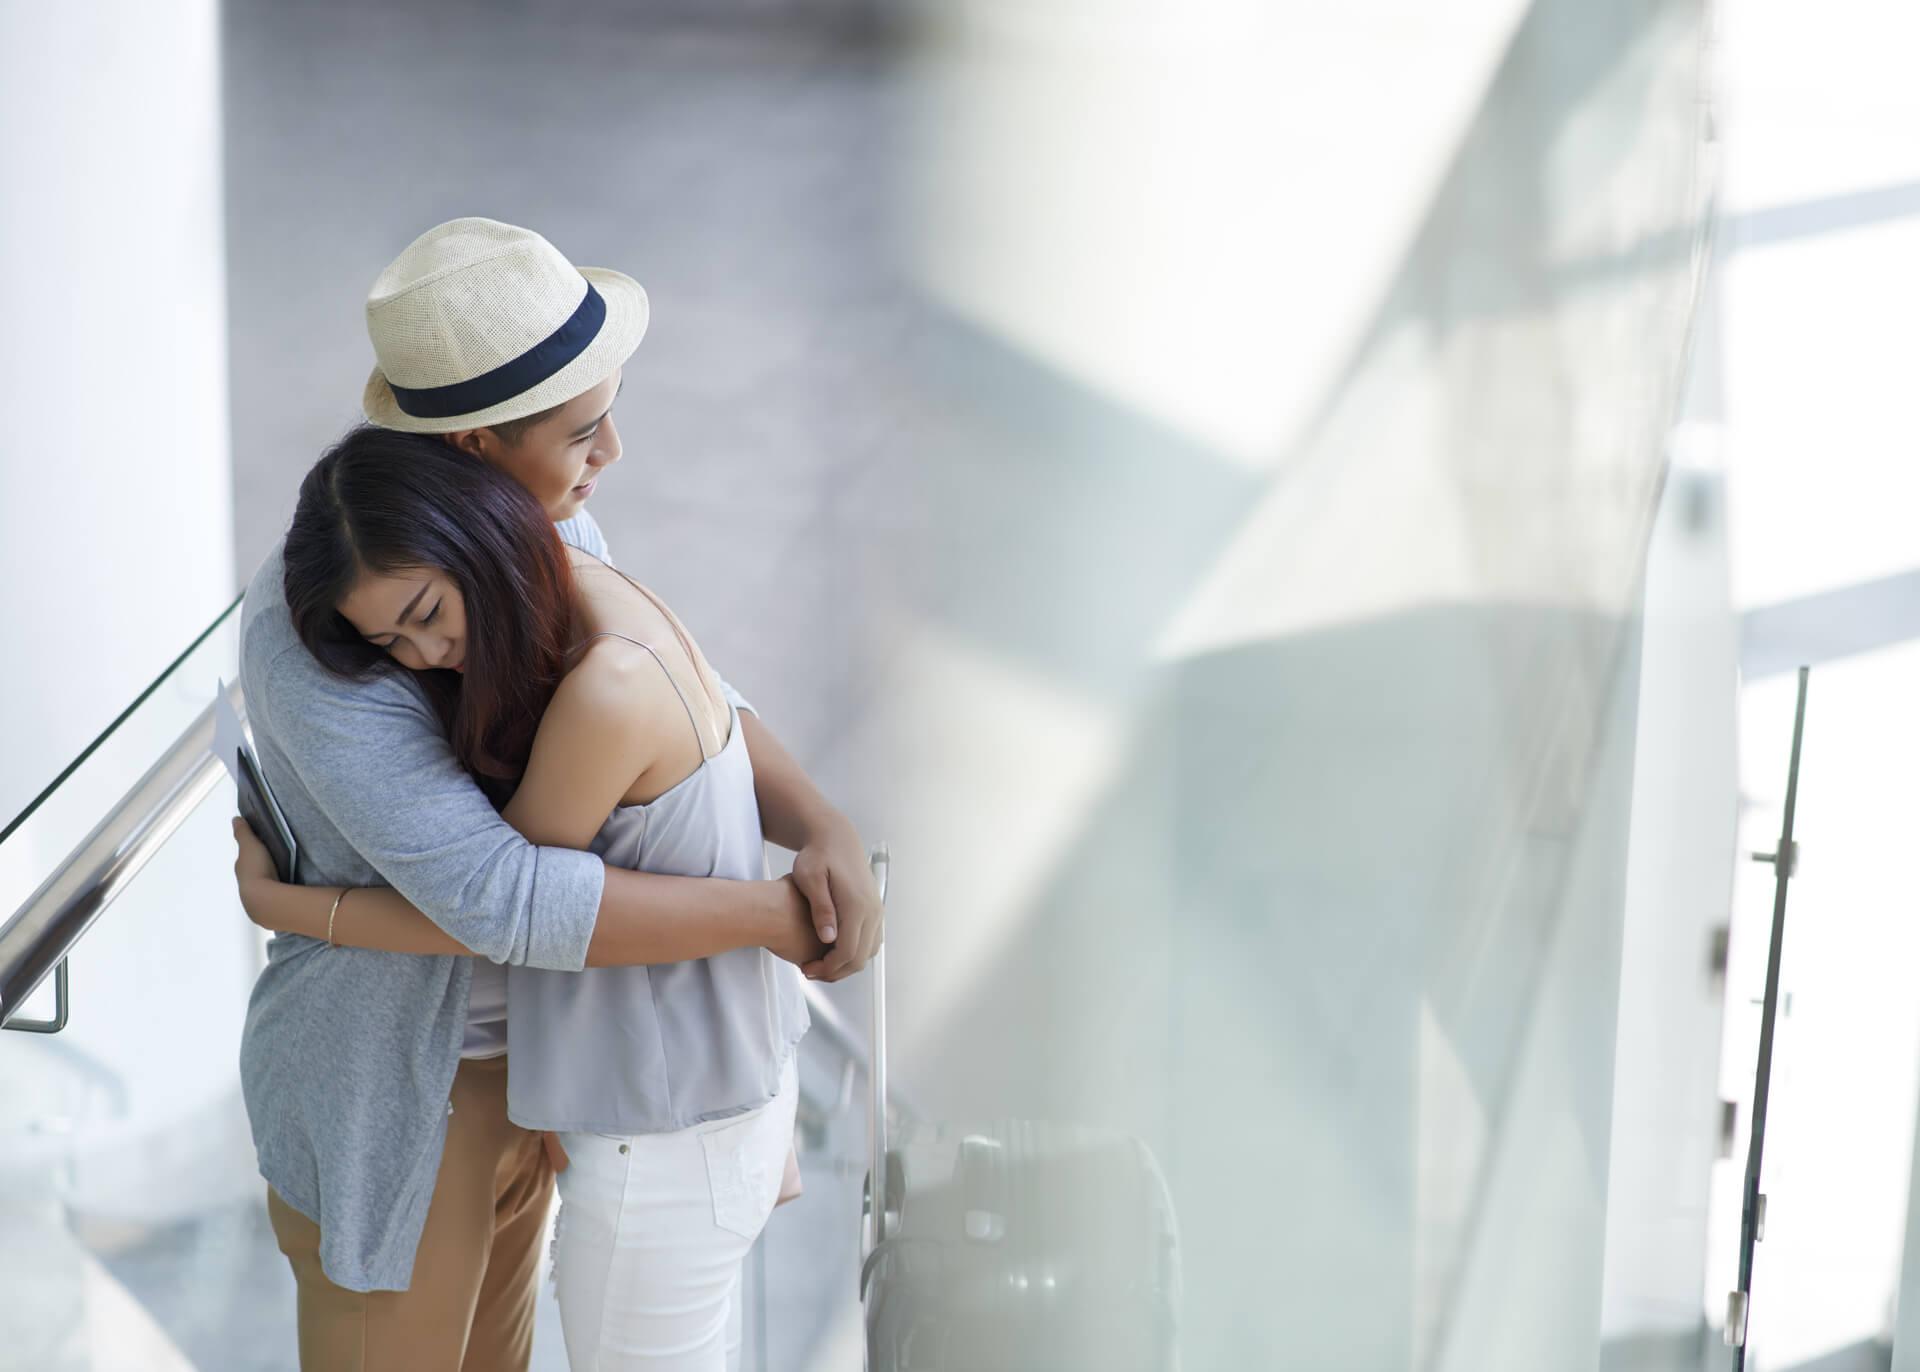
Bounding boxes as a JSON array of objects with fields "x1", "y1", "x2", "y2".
[{"x1": 573, "y1": 477, "x2": 597, "y2": 497}]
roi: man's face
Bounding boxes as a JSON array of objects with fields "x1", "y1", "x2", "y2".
[{"x1": 479, "y1": 369, "x2": 625, "y2": 521}]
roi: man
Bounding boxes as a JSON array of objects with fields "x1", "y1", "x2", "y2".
[{"x1": 236, "y1": 218, "x2": 879, "y2": 1368}]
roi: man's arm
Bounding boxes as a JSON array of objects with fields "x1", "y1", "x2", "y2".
[
  {"x1": 737, "y1": 710, "x2": 883, "y2": 982},
  {"x1": 256, "y1": 646, "x2": 810, "y2": 970}
]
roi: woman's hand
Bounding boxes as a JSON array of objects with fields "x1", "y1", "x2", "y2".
[{"x1": 231, "y1": 816, "x2": 282, "y2": 926}]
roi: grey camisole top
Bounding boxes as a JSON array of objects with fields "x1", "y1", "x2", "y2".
[{"x1": 501, "y1": 633, "x2": 810, "y2": 1134}]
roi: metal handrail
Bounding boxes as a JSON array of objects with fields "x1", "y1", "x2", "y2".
[{"x1": 0, "y1": 691, "x2": 234, "y2": 1029}]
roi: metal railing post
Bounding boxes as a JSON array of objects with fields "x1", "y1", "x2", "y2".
[{"x1": 1725, "y1": 665, "x2": 1811, "y2": 1365}]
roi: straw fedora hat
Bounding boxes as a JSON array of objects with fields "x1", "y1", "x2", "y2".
[{"x1": 362, "y1": 217, "x2": 648, "y2": 433}]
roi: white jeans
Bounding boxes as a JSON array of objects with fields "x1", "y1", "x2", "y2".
[{"x1": 551, "y1": 1058, "x2": 798, "y2": 1371}]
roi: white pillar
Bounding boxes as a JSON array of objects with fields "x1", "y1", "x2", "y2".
[
  {"x1": 0, "y1": 0, "x2": 234, "y2": 834},
  {"x1": 0, "y1": 0, "x2": 243, "y2": 1279}
]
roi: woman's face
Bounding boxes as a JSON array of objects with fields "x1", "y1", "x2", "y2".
[{"x1": 338, "y1": 567, "x2": 470, "y2": 674}]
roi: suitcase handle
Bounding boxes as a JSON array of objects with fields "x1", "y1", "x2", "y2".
[{"x1": 863, "y1": 843, "x2": 891, "y2": 1260}]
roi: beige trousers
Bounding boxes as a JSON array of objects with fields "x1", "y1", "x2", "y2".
[{"x1": 267, "y1": 1054, "x2": 555, "y2": 1372}]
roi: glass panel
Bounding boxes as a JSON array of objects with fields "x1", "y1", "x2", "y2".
[
  {"x1": 0, "y1": 602, "x2": 282, "y2": 1369},
  {"x1": 0, "y1": 594, "x2": 242, "y2": 930},
  {"x1": 893, "y1": 1, "x2": 1713, "y2": 1366}
]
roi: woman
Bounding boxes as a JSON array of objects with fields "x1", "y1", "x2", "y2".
[{"x1": 233, "y1": 423, "x2": 810, "y2": 1369}]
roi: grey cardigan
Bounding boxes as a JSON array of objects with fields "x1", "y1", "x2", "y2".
[{"x1": 236, "y1": 511, "x2": 749, "y2": 1292}]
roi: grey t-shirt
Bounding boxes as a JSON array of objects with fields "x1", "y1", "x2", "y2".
[{"x1": 236, "y1": 509, "x2": 748, "y2": 1292}]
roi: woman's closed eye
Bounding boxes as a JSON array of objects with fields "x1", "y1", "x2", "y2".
[{"x1": 370, "y1": 603, "x2": 435, "y2": 650}]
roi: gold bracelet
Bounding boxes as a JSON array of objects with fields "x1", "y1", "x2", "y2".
[{"x1": 327, "y1": 888, "x2": 347, "y2": 947}]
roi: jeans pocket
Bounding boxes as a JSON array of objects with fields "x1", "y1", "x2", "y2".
[{"x1": 701, "y1": 1109, "x2": 780, "y2": 1241}]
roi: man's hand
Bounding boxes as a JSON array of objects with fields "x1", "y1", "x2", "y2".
[
  {"x1": 790, "y1": 817, "x2": 883, "y2": 982},
  {"x1": 763, "y1": 874, "x2": 831, "y2": 968}
]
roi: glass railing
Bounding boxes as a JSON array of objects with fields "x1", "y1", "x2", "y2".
[
  {"x1": 0, "y1": 598, "x2": 265, "y2": 1368},
  {"x1": 0, "y1": 600, "x2": 880, "y2": 1369}
]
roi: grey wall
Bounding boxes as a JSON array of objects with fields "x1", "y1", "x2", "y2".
[{"x1": 221, "y1": 3, "x2": 918, "y2": 805}]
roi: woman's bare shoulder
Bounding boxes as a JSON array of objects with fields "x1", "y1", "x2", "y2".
[
  {"x1": 556, "y1": 633, "x2": 681, "y2": 723},
  {"x1": 563, "y1": 562, "x2": 725, "y2": 754}
]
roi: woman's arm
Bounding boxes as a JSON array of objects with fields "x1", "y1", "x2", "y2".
[
  {"x1": 234, "y1": 816, "x2": 819, "y2": 964},
  {"x1": 497, "y1": 638, "x2": 675, "y2": 846}
]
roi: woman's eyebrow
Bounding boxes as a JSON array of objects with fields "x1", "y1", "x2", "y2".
[{"x1": 394, "y1": 580, "x2": 431, "y2": 626}]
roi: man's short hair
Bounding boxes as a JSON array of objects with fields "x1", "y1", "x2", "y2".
[{"x1": 486, "y1": 400, "x2": 565, "y2": 448}]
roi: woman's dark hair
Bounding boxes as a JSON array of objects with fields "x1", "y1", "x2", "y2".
[{"x1": 284, "y1": 424, "x2": 576, "y2": 801}]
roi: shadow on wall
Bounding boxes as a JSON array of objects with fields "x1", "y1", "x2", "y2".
[
  {"x1": 879, "y1": 0, "x2": 1708, "y2": 1366},
  {"x1": 896, "y1": 601, "x2": 1643, "y2": 1369}
]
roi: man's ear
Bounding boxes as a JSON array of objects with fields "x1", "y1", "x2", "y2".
[{"x1": 443, "y1": 427, "x2": 493, "y2": 461}]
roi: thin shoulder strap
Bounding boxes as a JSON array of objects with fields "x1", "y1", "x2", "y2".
[{"x1": 572, "y1": 631, "x2": 710, "y2": 760}]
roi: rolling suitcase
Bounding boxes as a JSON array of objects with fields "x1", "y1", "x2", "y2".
[{"x1": 858, "y1": 848, "x2": 1181, "y2": 1370}]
